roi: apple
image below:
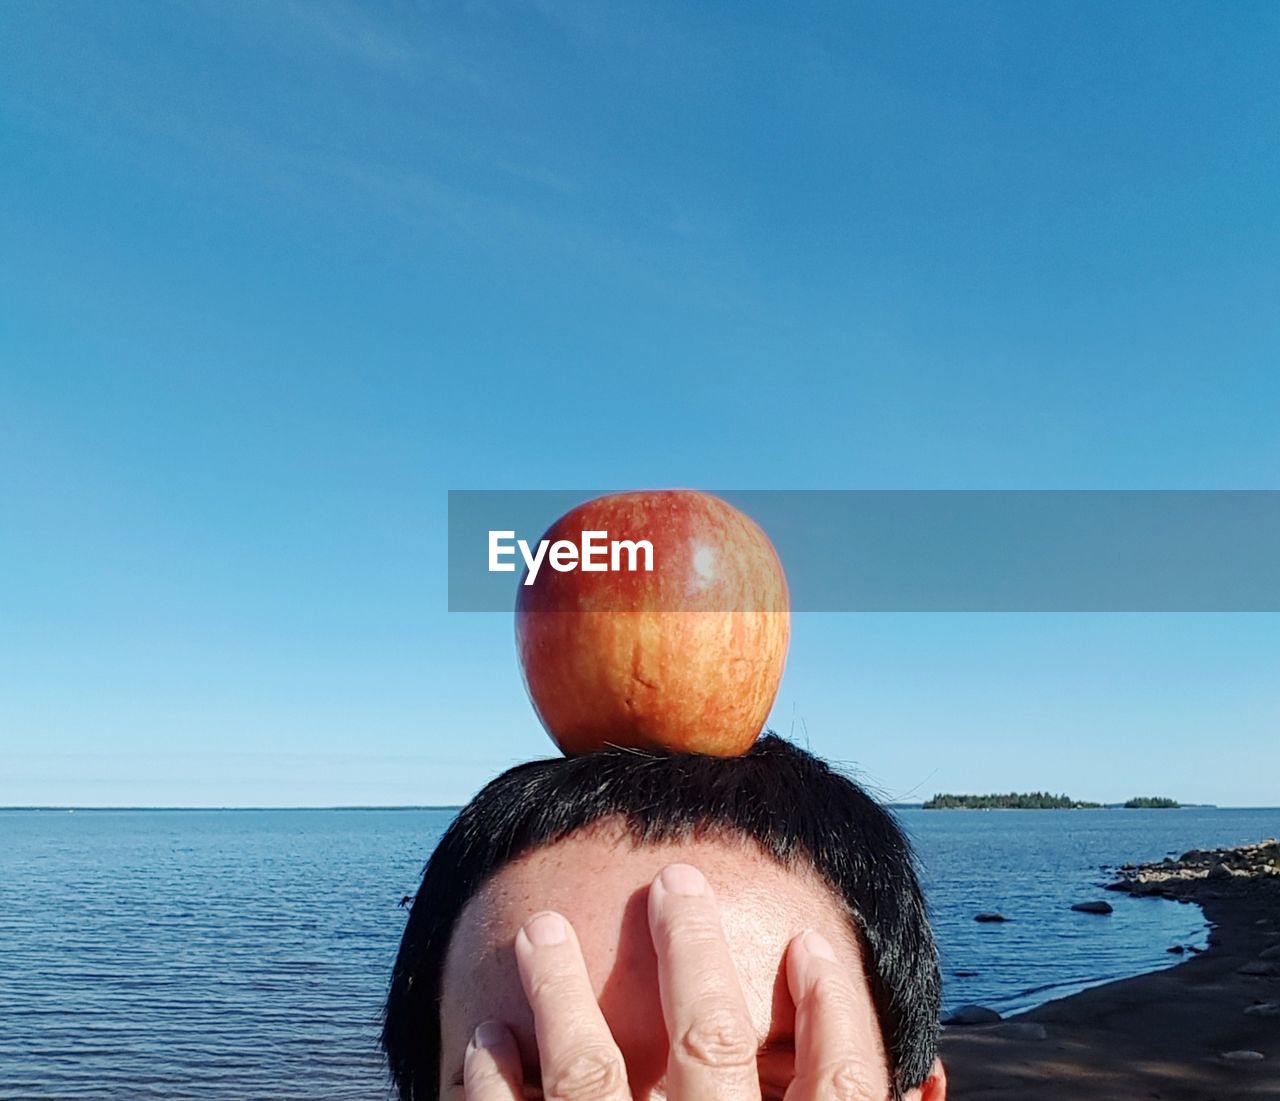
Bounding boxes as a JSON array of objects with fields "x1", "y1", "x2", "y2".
[{"x1": 515, "y1": 490, "x2": 790, "y2": 757}]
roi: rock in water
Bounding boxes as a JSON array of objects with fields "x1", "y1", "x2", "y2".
[
  {"x1": 943, "y1": 1005, "x2": 1002, "y2": 1026},
  {"x1": 974, "y1": 912, "x2": 1008, "y2": 923},
  {"x1": 1071, "y1": 900, "x2": 1114, "y2": 914}
]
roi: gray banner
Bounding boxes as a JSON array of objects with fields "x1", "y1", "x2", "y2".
[{"x1": 448, "y1": 490, "x2": 1280, "y2": 612}]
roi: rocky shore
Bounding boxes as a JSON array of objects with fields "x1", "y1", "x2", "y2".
[{"x1": 940, "y1": 838, "x2": 1280, "y2": 1099}]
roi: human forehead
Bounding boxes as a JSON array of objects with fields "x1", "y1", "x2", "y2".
[
  {"x1": 439, "y1": 823, "x2": 865, "y2": 1050},
  {"x1": 448, "y1": 822, "x2": 858, "y2": 955}
]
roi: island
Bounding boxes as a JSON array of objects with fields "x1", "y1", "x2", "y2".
[
  {"x1": 921, "y1": 792, "x2": 1186, "y2": 810},
  {"x1": 922, "y1": 792, "x2": 1102, "y2": 810}
]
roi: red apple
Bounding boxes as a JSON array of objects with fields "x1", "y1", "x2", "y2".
[{"x1": 515, "y1": 490, "x2": 790, "y2": 757}]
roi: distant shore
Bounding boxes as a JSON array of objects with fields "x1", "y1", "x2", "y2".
[
  {"x1": 921, "y1": 792, "x2": 1187, "y2": 810},
  {"x1": 941, "y1": 839, "x2": 1280, "y2": 1099}
]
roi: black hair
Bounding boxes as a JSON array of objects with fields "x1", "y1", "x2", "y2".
[{"x1": 382, "y1": 734, "x2": 940, "y2": 1100}]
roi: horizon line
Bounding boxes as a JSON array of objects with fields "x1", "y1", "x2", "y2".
[
  {"x1": 0, "y1": 804, "x2": 467, "y2": 812},
  {"x1": 3, "y1": 802, "x2": 1274, "y2": 812}
]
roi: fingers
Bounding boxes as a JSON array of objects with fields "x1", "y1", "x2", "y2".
[
  {"x1": 648, "y1": 864, "x2": 762, "y2": 1101},
  {"x1": 464, "y1": 1020, "x2": 523, "y2": 1101},
  {"x1": 514, "y1": 911, "x2": 631, "y2": 1101},
  {"x1": 785, "y1": 930, "x2": 882, "y2": 1101}
]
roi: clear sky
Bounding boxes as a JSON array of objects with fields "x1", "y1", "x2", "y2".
[{"x1": 2, "y1": 2, "x2": 1277, "y2": 807}]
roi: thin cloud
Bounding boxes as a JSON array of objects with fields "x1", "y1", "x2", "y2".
[{"x1": 268, "y1": 0, "x2": 417, "y2": 73}]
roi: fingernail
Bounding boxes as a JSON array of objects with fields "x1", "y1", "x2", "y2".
[
  {"x1": 659, "y1": 863, "x2": 707, "y2": 896},
  {"x1": 524, "y1": 911, "x2": 568, "y2": 946},
  {"x1": 472, "y1": 1020, "x2": 506, "y2": 1051},
  {"x1": 803, "y1": 929, "x2": 837, "y2": 962}
]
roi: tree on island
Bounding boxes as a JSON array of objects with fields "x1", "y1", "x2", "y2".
[
  {"x1": 1123, "y1": 796, "x2": 1181, "y2": 808},
  {"x1": 922, "y1": 792, "x2": 1103, "y2": 810}
]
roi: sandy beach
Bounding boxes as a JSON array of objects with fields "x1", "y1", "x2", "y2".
[{"x1": 941, "y1": 840, "x2": 1280, "y2": 1099}]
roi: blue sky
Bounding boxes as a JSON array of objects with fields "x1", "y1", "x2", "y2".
[{"x1": 2, "y1": 1, "x2": 1277, "y2": 806}]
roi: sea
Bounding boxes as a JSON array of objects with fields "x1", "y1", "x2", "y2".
[{"x1": 1, "y1": 805, "x2": 1277, "y2": 1099}]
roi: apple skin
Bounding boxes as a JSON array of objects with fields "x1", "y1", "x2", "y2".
[{"x1": 515, "y1": 490, "x2": 790, "y2": 757}]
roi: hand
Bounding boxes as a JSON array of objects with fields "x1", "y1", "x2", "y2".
[{"x1": 461, "y1": 862, "x2": 882, "y2": 1101}]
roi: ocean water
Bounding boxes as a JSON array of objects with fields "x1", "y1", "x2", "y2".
[{"x1": 1, "y1": 805, "x2": 1277, "y2": 1099}]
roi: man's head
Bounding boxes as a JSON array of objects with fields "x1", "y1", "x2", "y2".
[{"x1": 383, "y1": 735, "x2": 942, "y2": 1101}]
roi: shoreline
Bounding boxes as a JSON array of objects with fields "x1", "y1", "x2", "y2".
[{"x1": 940, "y1": 839, "x2": 1280, "y2": 1098}]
